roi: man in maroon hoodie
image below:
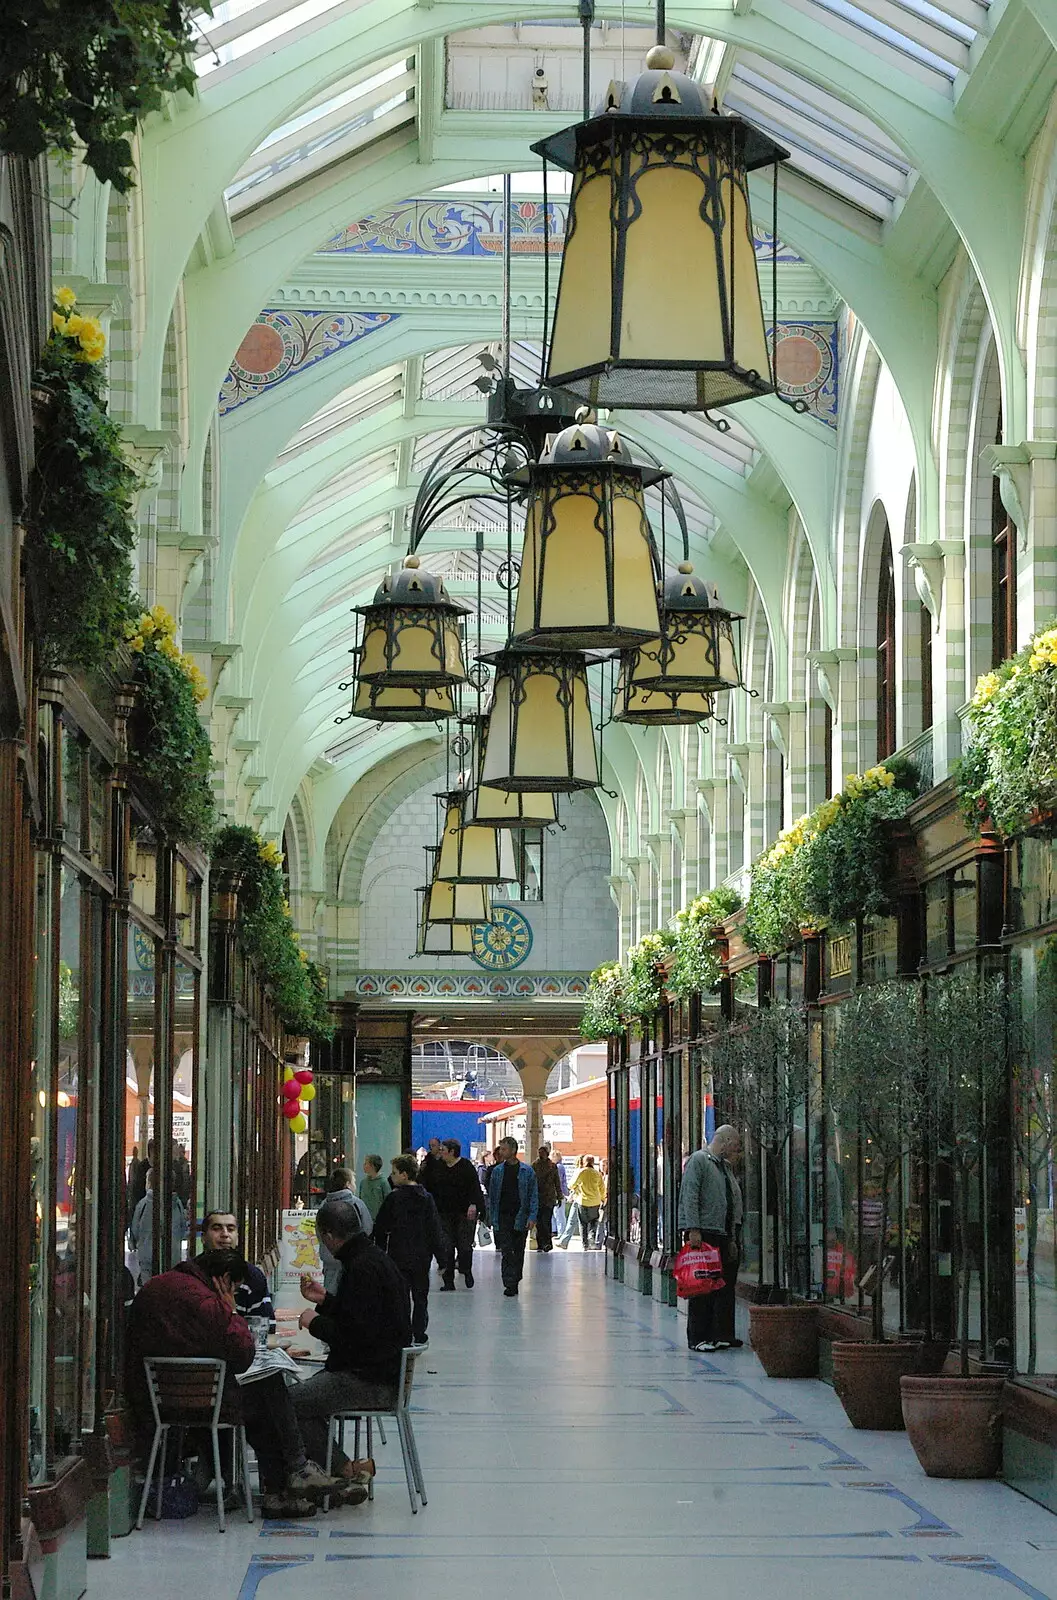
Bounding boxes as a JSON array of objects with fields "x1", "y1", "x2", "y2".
[{"x1": 125, "y1": 1248, "x2": 344, "y2": 1517}]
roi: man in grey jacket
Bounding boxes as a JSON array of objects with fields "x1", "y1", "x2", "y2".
[{"x1": 677, "y1": 1125, "x2": 743, "y2": 1353}]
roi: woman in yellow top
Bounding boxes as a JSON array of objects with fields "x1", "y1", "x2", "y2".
[{"x1": 570, "y1": 1157, "x2": 606, "y2": 1250}]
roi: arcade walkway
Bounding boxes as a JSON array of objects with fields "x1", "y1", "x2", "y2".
[{"x1": 104, "y1": 1255, "x2": 1057, "y2": 1600}]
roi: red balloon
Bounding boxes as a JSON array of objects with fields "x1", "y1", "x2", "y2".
[
  {"x1": 295, "y1": 1069, "x2": 314, "y2": 1085},
  {"x1": 283, "y1": 1078, "x2": 301, "y2": 1100},
  {"x1": 282, "y1": 1099, "x2": 302, "y2": 1120}
]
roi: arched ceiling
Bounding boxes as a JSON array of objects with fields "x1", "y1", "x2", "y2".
[{"x1": 162, "y1": 0, "x2": 1057, "y2": 834}]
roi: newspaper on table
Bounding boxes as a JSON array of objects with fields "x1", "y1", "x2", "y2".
[{"x1": 235, "y1": 1346, "x2": 303, "y2": 1386}]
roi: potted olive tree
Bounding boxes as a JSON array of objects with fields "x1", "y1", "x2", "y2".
[
  {"x1": 828, "y1": 980, "x2": 929, "y2": 1429},
  {"x1": 900, "y1": 967, "x2": 1011, "y2": 1476},
  {"x1": 728, "y1": 1004, "x2": 822, "y2": 1377}
]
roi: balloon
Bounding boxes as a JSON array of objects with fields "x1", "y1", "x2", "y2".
[
  {"x1": 283, "y1": 1078, "x2": 301, "y2": 1100},
  {"x1": 289, "y1": 1113, "x2": 308, "y2": 1134},
  {"x1": 282, "y1": 1099, "x2": 301, "y2": 1120},
  {"x1": 295, "y1": 1069, "x2": 314, "y2": 1085},
  {"x1": 300, "y1": 1083, "x2": 316, "y2": 1102},
  {"x1": 283, "y1": 1066, "x2": 295, "y2": 1082}
]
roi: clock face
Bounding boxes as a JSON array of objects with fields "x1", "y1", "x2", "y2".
[
  {"x1": 471, "y1": 905, "x2": 533, "y2": 971},
  {"x1": 133, "y1": 926, "x2": 155, "y2": 971}
]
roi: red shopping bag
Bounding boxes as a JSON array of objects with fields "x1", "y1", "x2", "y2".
[{"x1": 673, "y1": 1241, "x2": 725, "y2": 1299}]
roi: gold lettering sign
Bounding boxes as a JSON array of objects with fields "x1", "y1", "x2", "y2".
[{"x1": 828, "y1": 934, "x2": 852, "y2": 979}]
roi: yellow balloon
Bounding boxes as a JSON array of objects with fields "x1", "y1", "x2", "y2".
[
  {"x1": 289, "y1": 1113, "x2": 308, "y2": 1134},
  {"x1": 300, "y1": 1083, "x2": 316, "y2": 1102},
  {"x1": 283, "y1": 1066, "x2": 295, "y2": 1082}
]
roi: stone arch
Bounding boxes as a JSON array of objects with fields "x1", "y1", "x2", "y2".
[{"x1": 858, "y1": 498, "x2": 894, "y2": 766}]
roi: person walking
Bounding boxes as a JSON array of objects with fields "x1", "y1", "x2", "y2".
[
  {"x1": 486, "y1": 1137, "x2": 538, "y2": 1297},
  {"x1": 677, "y1": 1125, "x2": 743, "y2": 1353},
  {"x1": 373, "y1": 1153, "x2": 443, "y2": 1346},
  {"x1": 433, "y1": 1138, "x2": 488, "y2": 1289},
  {"x1": 129, "y1": 1171, "x2": 187, "y2": 1284},
  {"x1": 532, "y1": 1144, "x2": 563, "y2": 1253},
  {"x1": 555, "y1": 1155, "x2": 584, "y2": 1249},
  {"x1": 570, "y1": 1156, "x2": 606, "y2": 1249},
  {"x1": 358, "y1": 1155, "x2": 389, "y2": 1221}
]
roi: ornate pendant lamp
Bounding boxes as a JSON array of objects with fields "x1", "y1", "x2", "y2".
[
  {"x1": 614, "y1": 649, "x2": 715, "y2": 726},
  {"x1": 533, "y1": 42, "x2": 788, "y2": 412},
  {"x1": 470, "y1": 780, "x2": 558, "y2": 830},
  {"x1": 355, "y1": 555, "x2": 469, "y2": 689},
  {"x1": 415, "y1": 887, "x2": 475, "y2": 957},
  {"x1": 510, "y1": 414, "x2": 663, "y2": 651},
  {"x1": 421, "y1": 842, "x2": 494, "y2": 926},
  {"x1": 633, "y1": 564, "x2": 744, "y2": 692},
  {"x1": 349, "y1": 678, "x2": 456, "y2": 723},
  {"x1": 480, "y1": 649, "x2": 599, "y2": 793},
  {"x1": 435, "y1": 789, "x2": 518, "y2": 885}
]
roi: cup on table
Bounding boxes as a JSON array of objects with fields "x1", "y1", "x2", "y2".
[{"x1": 247, "y1": 1316, "x2": 269, "y2": 1354}]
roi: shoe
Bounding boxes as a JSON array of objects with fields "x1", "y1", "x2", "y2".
[
  {"x1": 714, "y1": 1338, "x2": 744, "y2": 1350},
  {"x1": 464, "y1": 1270, "x2": 474, "y2": 1287},
  {"x1": 341, "y1": 1458, "x2": 375, "y2": 1485},
  {"x1": 411, "y1": 1338, "x2": 429, "y2": 1349},
  {"x1": 691, "y1": 1341, "x2": 717, "y2": 1353},
  {"x1": 503, "y1": 1287, "x2": 518, "y2": 1297},
  {"x1": 289, "y1": 1461, "x2": 341, "y2": 1494},
  {"x1": 330, "y1": 1483, "x2": 369, "y2": 1508},
  {"x1": 556, "y1": 1240, "x2": 569, "y2": 1250},
  {"x1": 262, "y1": 1494, "x2": 317, "y2": 1519},
  {"x1": 440, "y1": 1281, "x2": 456, "y2": 1292}
]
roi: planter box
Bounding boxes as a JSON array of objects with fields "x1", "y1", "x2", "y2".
[
  {"x1": 1004, "y1": 1380, "x2": 1057, "y2": 1514},
  {"x1": 26, "y1": 1457, "x2": 91, "y2": 1600}
]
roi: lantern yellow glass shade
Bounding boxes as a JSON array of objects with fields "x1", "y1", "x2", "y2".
[
  {"x1": 614, "y1": 651, "x2": 715, "y2": 725},
  {"x1": 416, "y1": 890, "x2": 476, "y2": 956},
  {"x1": 512, "y1": 471, "x2": 661, "y2": 650},
  {"x1": 481, "y1": 651, "x2": 600, "y2": 793},
  {"x1": 423, "y1": 877, "x2": 494, "y2": 925},
  {"x1": 357, "y1": 608, "x2": 467, "y2": 688},
  {"x1": 435, "y1": 793, "x2": 518, "y2": 884},
  {"x1": 535, "y1": 100, "x2": 784, "y2": 411},
  {"x1": 469, "y1": 783, "x2": 558, "y2": 830},
  {"x1": 352, "y1": 679, "x2": 456, "y2": 722},
  {"x1": 633, "y1": 569, "x2": 743, "y2": 692}
]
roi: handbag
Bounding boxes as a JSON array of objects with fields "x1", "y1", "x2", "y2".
[
  {"x1": 673, "y1": 1241, "x2": 725, "y2": 1299},
  {"x1": 143, "y1": 1473, "x2": 200, "y2": 1519}
]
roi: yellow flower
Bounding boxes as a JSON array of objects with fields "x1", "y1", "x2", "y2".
[
  {"x1": 150, "y1": 604, "x2": 176, "y2": 635},
  {"x1": 158, "y1": 634, "x2": 180, "y2": 660},
  {"x1": 63, "y1": 314, "x2": 90, "y2": 341},
  {"x1": 74, "y1": 334, "x2": 106, "y2": 364},
  {"x1": 128, "y1": 636, "x2": 145, "y2": 653},
  {"x1": 54, "y1": 286, "x2": 77, "y2": 312},
  {"x1": 973, "y1": 671, "x2": 1000, "y2": 706},
  {"x1": 51, "y1": 312, "x2": 69, "y2": 336}
]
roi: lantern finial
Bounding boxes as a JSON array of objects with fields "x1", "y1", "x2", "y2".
[
  {"x1": 403, "y1": 554, "x2": 421, "y2": 569},
  {"x1": 645, "y1": 44, "x2": 675, "y2": 70},
  {"x1": 678, "y1": 560, "x2": 694, "y2": 575}
]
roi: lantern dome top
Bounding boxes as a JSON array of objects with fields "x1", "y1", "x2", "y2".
[
  {"x1": 542, "y1": 417, "x2": 629, "y2": 467},
  {"x1": 606, "y1": 47, "x2": 709, "y2": 120},
  {"x1": 359, "y1": 558, "x2": 468, "y2": 613},
  {"x1": 661, "y1": 567, "x2": 745, "y2": 618}
]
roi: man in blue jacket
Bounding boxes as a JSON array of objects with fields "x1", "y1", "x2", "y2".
[{"x1": 487, "y1": 1137, "x2": 538, "y2": 1297}]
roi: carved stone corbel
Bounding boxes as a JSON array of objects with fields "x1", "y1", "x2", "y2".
[{"x1": 900, "y1": 541, "x2": 964, "y2": 619}]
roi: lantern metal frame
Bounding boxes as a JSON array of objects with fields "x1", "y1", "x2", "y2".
[
  {"x1": 414, "y1": 886, "x2": 477, "y2": 957},
  {"x1": 613, "y1": 649, "x2": 717, "y2": 726},
  {"x1": 353, "y1": 557, "x2": 470, "y2": 689},
  {"x1": 420, "y1": 846, "x2": 495, "y2": 925},
  {"x1": 479, "y1": 647, "x2": 600, "y2": 794},
  {"x1": 337, "y1": 674, "x2": 457, "y2": 725},
  {"x1": 509, "y1": 418, "x2": 665, "y2": 652},
  {"x1": 434, "y1": 788, "x2": 519, "y2": 885},
  {"x1": 532, "y1": 47, "x2": 791, "y2": 416},
  {"x1": 632, "y1": 564, "x2": 745, "y2": 694}
]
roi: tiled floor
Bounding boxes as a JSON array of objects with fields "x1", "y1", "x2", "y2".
[{"x1": 104, "y1": 1249, "x2": 1057, "y2": 1600}]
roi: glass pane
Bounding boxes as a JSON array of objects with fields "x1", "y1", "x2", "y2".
[
  {"x1": 54, "y1": 867, "x2": 82, "y2": 1455},
  {"x1": 62, "y1": 729, "x2": 83, "y2": 848},
  {"x1": 88, "y1": 750, "x2": 108, "y2": 871},
  {"x1": 952, "y1": 865, "x2": 977, "y2": 953},
  {"x1": 28, "y1": 857, "x2": 55, "y2": 1483},
  {"x1": 924, "y1": 875, "x2": 949, "y2": 963},
  {"x1": 823, "y1": 1004, "x2": 856, "y2": 1306},
  {"x1": 126, "y1": 922, "x2": 157, "y2": 1287},
  {"x1": 1014, "y1": 940, "x2": 1057, "y2": 1379},
  {"x1": 173, "y1": 960, "x2": 198, "y2": 1263},
  {"x1": 175, "y1": 861, "x2": 201, "y2": 953},
  {"x1": 129, "y1": 817, "x2": 159, "y2": 922}
]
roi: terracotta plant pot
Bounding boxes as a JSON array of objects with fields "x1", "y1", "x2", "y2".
[
  {"x1": 749, "y1": 1302, "x2": 819, "y2": 1378},
  {"x1": 900, "y1": 1375, "x2": 1005, "y2": 1478},
  {"x1": 831, "y1": 1341, "x2": 921, "y2": 1429}
]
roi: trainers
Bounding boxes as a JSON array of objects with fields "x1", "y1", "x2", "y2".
[
  {"x1": 440, "y1": 1281, "x2": 456, "y2": 1292},
  {"x1": 691, "y1": 1341, "x2": 717, "y2": 1353},
  {"x1": 331, "y1": 1483, "x2": 369, "y2": 1508},
  {"x1": 342, "y1": 1458, "x2": 376, "y2": 1484},
  {"x1": 262, "y1": 1493, "x2": 317, "y2": 1519},
  {"x1": 556, "y1": 1240, "x2": 569, "y2": 1250},
  {"x1": 289, "y1": 1461, "x2": 341, "y2": 1494},
  {"x1": 503, "y1": 1286, "x2": 518, "y2": 1297},
  {"x1": 464, "y1": 1270, "x2": 474, "y2": 1287}
]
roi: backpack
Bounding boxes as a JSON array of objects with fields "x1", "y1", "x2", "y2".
[{"x1": 673, "y1": 1241, "x2": 725, "y2": 1299}]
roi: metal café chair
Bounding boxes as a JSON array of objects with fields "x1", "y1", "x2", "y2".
[
  {"x1": 136, "y1": 1357, "x2": 254, "y2": 1533},
  {"x1": 324, "y1": 1346, "x2": 427, "y2": 1513}
]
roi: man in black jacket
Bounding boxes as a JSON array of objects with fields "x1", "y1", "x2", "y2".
[
  {"x1": 434, "y1": 1138, "x2": 488, "y2": 1290},
  {"x1": 373, "y1": 1153, "x2": 443, "y2": 1345},
  {"x1": 291, "y1": 1197, "x2": 412, "y2": 1482}
]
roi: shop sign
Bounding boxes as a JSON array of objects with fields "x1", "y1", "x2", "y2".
[{"x1": 278, "y1": 1209, "x2": 322, "y2": 1291}]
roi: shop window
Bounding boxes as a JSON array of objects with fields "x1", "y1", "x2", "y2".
[
  {"x1": 876, "y1": 533, "x2": 897, "y2": 761},
  {"x1": 951, "y1": 865, "x2": 978, "y2": 953},
  {"x1": 1012, "y1": 941, "x2": 1057, "y2": 1380}
]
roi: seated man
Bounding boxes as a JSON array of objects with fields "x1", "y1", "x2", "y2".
[
  {"x1": 125, "y1": 1247, "x2": 346, "y2": 1518},
  {"x1": 292, "y1": 1196, "x2": 412, "y2": 1484},
  {"x1": 201, "y1": 1209, "x2": 275, "y2": 1327}
]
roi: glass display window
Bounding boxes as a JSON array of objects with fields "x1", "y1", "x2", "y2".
[
  {"x1": 129, "y1": 814, "x2": 160, "y2": 923},
  {"x1": 1012, "y1": 939, "x2": 1057, "y2": 1382},
  {"x1": 174, "y1": 856, "x2": 202, "y2": 954}
]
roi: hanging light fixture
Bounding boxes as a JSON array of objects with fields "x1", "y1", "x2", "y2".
[
  {"x1": 509, "y1": 413, "x2": 664, "y2": 651},
  {"x1": 479, "y1": 648, "x2": 599, "y2": 793},
  {"x1": 533, "y1": 35, "x2": 789, "y2": 413},
  {"x1": 469, "y1": 777, "x2": 559, "y2": 831},
  {"x1": 354, "y1": 556, "x2": 469, "y2": 689},
  {"x1": 434, "y1": 788, "x2": 518, "y2": 885},
  {"x1": 421, "y1": 843, "x2": 495, "y2": 926},
  {"x1": 415, "y1": 887, "x2": 475, "y2": 958},
  {"x1": 614, "y1": 649, "x2": 715, "y2": 725},
  {"x1": 346, "y1": 678, "x2": 457, "y2": 724},
  {"x1": 632, "y1": 563, "x2": 744, "y2": 692}
]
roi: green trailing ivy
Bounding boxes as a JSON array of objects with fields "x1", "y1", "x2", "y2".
[
  {"x1": 125, "y1": 607, "x2": 215, "y2": 847},
  {"x1": 622, "y1": 929, "x2": 677, "y2": 1020},
  {"x1": 1, "y1": 1, "x2": 209, "y2": 191},
  {"x1": 744, "y1": 759, "x2": 918, "y2": 954},
  {"x1": 211, "y1": 825, "x2": 334, "y2": 1042},
  {"x1": 668, "y1": 886, "x2": 743, "y2": 997},
  {"x1": 27, "y1": 290, "x2": 139, "y2": 672},
  {"x1": 581, "y1": 962, "x2": 625, "y2": 1042},
  {"x1": 958, "y1": 625, "x2": 1057, "y2": 838}
]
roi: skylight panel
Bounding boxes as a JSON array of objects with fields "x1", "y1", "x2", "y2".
[{"x1": 194, "y1": 0, "x2": 348, "y2": 78}]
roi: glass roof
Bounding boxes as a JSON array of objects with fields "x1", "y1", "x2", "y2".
[{"x1": 278, "y1": 364, "x2": 405, "y2": 461}]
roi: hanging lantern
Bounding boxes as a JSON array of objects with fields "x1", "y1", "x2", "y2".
[
  {"x1": 614, "y1": 649, "x2": 715, "y2": 726},
  {"x1": 415, "y1": 888, "x2": 476, "y2": 958},
  {"x1": 435, "y1": 789, "x2": 518, "y2": 885},
  {"x1": 533, "y1": 46, "x2": 788, "y2": 412},
  {"x1": 350, "y1": 677, "x2": 456, "y2": 723},
  {"x1": 509, "y1": 415, "x2": 663, "y2": 651},
  {"x1": 632, "y1": 564, "x2": 744, "y2": 692},
  {"x1": 354, "y1": 556, "x2": 469, "y2": 688},
  {"x1": 421, "y1": 847, "x2": 494, "y2": 925},
  {"x1": 480, "y1": 648, "x2": 599, "y2": 793},
  {"x1": 469, "y1": 781, "x2": 558, "y2": 831}
]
